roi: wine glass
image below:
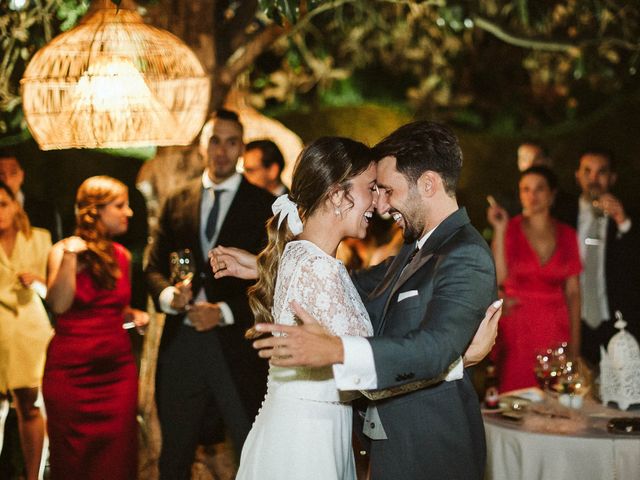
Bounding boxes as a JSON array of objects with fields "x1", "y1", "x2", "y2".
[
  {"x1": 169, "y1": 249, "x2": 195, "y2": 286},
  {"x1": 589, "y1": 188, "x2": 605, "y2": 219},
  {"x1": 534, "y1": 343, "x2": 568, "y2": 391},
  {"x1": 555, "y1": 358, "x2": 591, "y2": 408}
]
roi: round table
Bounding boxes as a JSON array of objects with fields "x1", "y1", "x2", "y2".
[{"x1": 483, "y1": 391, "x2": 640, "y2": 480}]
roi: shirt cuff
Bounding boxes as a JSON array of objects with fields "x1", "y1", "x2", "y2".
[
  {"x1": 31, "y1": 280, "x2": 47, "y2": 299},
  {"x1": 332, "y1": 336, "x2": 377, "y2": 391},
  {"x1": 444, "y1": 356, "x2": 464, "y2": 382},
  {"x1": 159, "y1": 286, "x2": 180, "y2": 315},
  {"x1": 217, "y1": 302, "x2": 234, "y2": 326},
  {"x1": 618, "y1": 218, "x2": 632, "y2": 234}
]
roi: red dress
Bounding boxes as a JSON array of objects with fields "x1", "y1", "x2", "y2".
[
  {"x1": 43, "y1": 243, "x2": 137, "y2": 480},
  {"x1": 492, "y1": 216, "x2": 582, "y2": 392}
]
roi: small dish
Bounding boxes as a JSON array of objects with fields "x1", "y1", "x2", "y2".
[{"x1": 499, "y1": 395, "x2": 532, "y2": 411}]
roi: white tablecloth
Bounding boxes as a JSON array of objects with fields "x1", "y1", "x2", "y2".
[{"x1": 484, "y1": 395, "x2": 640, "y2": 480}]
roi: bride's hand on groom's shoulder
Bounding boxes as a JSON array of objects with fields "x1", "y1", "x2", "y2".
[
  {"x1": 463, "y1": 299, "x2": 503, "y2": 367},
  {"x1": 251, "y1": 301, "x2": 344, "y2": 368}
]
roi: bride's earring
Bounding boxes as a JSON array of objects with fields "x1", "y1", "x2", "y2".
[{"x1": 334, "y1": 207, "x2": 341, "y2": 217}]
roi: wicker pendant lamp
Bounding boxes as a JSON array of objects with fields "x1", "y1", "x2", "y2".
[{"x1": 21, "y1": 0, "x2": 210, "y2": 150}]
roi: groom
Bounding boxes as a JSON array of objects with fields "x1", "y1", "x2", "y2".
[{"x1": 253, "y1": 121, "x2": 498, "y2": 479}]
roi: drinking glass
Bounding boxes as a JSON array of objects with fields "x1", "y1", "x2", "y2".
[
  {"x1": 534, "y1": 343, "x2": 568, "y2": 391},
  {"x1": 170, "y1": 248, "x2": 195, "y2": 286},
  {"x1": 556, "y1": 357, "x2": 591, "y2": 408},
  {"x1": 589, "y1": 188, "x2": 605, "y2": 221}
]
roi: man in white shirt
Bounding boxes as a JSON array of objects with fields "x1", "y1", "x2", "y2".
[
  {"x1": 145, "y1": 110, "x2": 274, "y2": 480},
  {"x1": 253, "y1": 121, "x2": 499, "y2": 479},
  {"x1": 557, "y1": 149, "x2": 638, "y2": 366}
]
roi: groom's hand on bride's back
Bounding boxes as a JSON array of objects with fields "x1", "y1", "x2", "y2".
[{"x1": 251, "y1": 301, "x2": 344, "y2": 368}]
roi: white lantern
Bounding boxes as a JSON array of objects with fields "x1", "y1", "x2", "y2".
[{"x1": 599, "y1": 311, "x2": 640, "y2": 410}]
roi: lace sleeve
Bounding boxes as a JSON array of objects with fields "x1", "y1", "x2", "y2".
[{"x1": 286, "y1": 253, "x2": 372, "y2": 337}]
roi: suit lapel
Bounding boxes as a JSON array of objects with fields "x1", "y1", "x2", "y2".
[
  {"x1": 376, "y1": 249, "x2": 434, "y2": 335},
  {"x1": 215, "y1": 178, "x2": 248, "y2": 247},
  {"x1": 391, "y1": 249, "x2": 435, "y2": 299},
  {"x1": 184, "y1": 182, "x2": 205, "y2": 263},
  {"x1": 368, "y1": 244, "x2": 415, "y2": 300},
  {"x1": 376, "y1": 208, "x2": 471, "y2": 334}
]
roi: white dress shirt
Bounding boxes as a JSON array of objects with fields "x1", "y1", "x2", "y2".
[
  {"x1": 158, "y1": 171, "x2": 242, "y2": 326},
  {"x1": 577, "y1": 196, "x2": 632, "y2": 327},
  {"x1": 333, "y1": 227, "x2": 464, "y2": 391}
]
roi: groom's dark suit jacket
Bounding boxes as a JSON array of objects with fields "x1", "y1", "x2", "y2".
[
  {"x1": 145, "y1": 177, "x2": 273, "y2": 461},
  {"x1": 353, "y1": 208, "x2": 497, "y2": 480}
]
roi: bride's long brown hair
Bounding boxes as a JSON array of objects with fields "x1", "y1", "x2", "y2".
[
  {"x1": 248, "y1": 137, "x2": 373, "y2": 326},
  {"x1": 74, "y1": 176, "x2": 127, "y2": 290}
]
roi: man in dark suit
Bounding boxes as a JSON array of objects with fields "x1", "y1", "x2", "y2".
[
  {"x1": 254, "y1": 121, "x2": 498, "y2": 479},
  {"x1": 0, "y1": 148, "x2": 61, "y2": 241},
  {"x1": 242, "y1": 139, "x2": 288, "y2": 196},
  {"x1": 556, "y1": 149, "x2": 639, "y2": 366},
  {"x1": 145, "y1": 109, "x2": 274, "y2": 480}
]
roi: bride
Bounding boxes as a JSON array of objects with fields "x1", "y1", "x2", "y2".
[
  {"x1": 220, "y1": 136, "x2": 501, "y2": 480},
  {"x1": 235, "y1": 136, "x2": 376, "y2": 479}
]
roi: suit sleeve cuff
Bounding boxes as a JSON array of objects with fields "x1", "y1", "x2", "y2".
[
  {"x1": 333, "y1": 336, "x2": 377, "y2": 391},
  {"x1": 217, "y1": 302, "x2": 234, "y2": 326},
  {"x1": 159, "y1": 286, "x2": 180, "y2": 314}
]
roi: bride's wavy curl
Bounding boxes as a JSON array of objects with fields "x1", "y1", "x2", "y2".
[
  {"x1": 74, "y1": 176, "x2": 127, "y2": 290},
  {"x1": 249, "y1": 137, "x2": 373, "y2": 325}
]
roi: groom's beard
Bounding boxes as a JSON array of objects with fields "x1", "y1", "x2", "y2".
[{"x1": 400, "y1": 190, "x2": 425, "y2": 244}]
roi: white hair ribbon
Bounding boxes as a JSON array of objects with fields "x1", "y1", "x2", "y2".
[{"x1": 272, "y1": 194, "x2": 303, "y2": 235}]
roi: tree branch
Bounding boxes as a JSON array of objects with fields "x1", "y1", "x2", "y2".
[
  {"x1": 474, "y1": 15, "x2": 640, "y2": 54},
  {"x1": 473, "y1": 16, "x2": 579, "y2": 53},
  {"x1": 221, "y1": 0, "x2": 260, "y2": 53},
  {"x1": 592, "y1": 37, "x2": 640, "y2": 52},
  {"x1": 215, "y1": 22, "x2": 285, "y2": 98}
]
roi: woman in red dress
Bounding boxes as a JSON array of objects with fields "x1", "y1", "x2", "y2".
[
  {"x1": 488, "y1": 166, "x2": 582, "y2": 392},
  {"x1": 43, "y1": 176, "x2": 148, "y2": 480}
]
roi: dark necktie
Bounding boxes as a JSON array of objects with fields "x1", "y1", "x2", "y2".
[
  {"x1": 369, "y1": 245, "x2": 420, "y2": 299},
  {"x1": 406, "y1": 246, "x2": 420, "y2": 264},
  {"x1": 205, "y1": 189, "x2": 225, "y2": 241}
]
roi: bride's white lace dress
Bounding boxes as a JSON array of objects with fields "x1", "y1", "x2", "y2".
[{"x1": 236, "y1": 240, "x2": 373, "y2": 480}]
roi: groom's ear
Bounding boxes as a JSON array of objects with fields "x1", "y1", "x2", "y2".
[{"x1": 418, "y1": 171, "x2": 438, "y2": 197}]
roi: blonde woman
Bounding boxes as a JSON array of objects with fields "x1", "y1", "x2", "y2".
[
  {"x1": 0, "y1": 180, "x2": 52, "y2": 480},
  {"x1": 43, "y1": 176, "x2": 148, "y2": 480}
]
